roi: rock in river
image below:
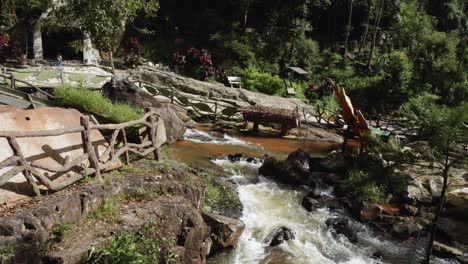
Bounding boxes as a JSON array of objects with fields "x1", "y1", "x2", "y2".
[
  {"x1": 265, "y1": 227, "x2": 296, "y2": 247},
  {"x1": 259, "y1": 149, "x2": 314, "y2": 186},
  {"x1": 325, "y1": 217, "x2": 357, "y2": 243},
  {"x1": 202, "y1": 213, "x2": 245, "y2": 254}
]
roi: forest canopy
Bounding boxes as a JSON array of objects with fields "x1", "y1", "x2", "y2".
[{"x1": 0, "y1": 0, "x2": 466, "y2": 112}]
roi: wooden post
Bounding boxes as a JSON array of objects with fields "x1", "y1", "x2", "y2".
[
  {"x1": 214, "y1": 102, "x2": 218, "y2": 121},
  {"x1": 7, "y1": 137, "x2": 41, "y2": 197},
  {"x1": 80, "y1": 116, "x2": 102, "y2": 181},
  {"x1": 10, "y1": 74, "x2": 15, "y2": 89},
  {"x1": 121, "y1": 128, "x2": 130, "y2": 165},
  {"x1": 145, "y1": 108, "x2": 160, "y2": 161}
]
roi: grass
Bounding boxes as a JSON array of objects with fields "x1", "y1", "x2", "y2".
[
  {"x1": 49, "y1": 222, "x2": 74, "y2": 244},
  {"x1": 37, "y1": 69, "x2": 57, "y2": 81},
  {"x1": 89, "y1": 221, "x2": 179, "y2": 264},
  {"x1": 124, "y1": 186, "x2": 163, "y2": 201},
  {"x1": 90, "y1": 76, "x2": 108, "y2": 84},
  {"x1": 13, "y1": 72, "x2": 33, "y2": 80},
  {"x1": 69, "y1": 73, "x2": 90, "y2": 82},
  {"x1": 54, "y1": 86, "x2": 144, "y2": 123},
  {"x1": 199, "y1": 171, "x2": 242, "y2": 213},
  {"x1": 88, "y1": 196, "x2": 122, "y2": 222}
]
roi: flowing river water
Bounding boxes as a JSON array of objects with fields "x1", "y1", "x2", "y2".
[{"x1": 172, "y1": 127, "x2": 457, "y2": 264}]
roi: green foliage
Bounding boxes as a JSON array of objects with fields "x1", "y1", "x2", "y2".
[
  {"x1": 346, "y1": 169, "x2": 385, "y2": 204},
  {"x1": 58, "y1": 0, "x2": 159, "y2": 52},
  {"x1": 49, "y1": 222, "x2": 74, "y2": 244},
  {"x1": 91, "y1": 233, "x2": 145, "y2": 264},
  {"x1": 0, "y1": 244, "x2": 14, "y2": 264},
  {"x1": 54, "y1": 86, "x2": 144, "y2": 123},
  {"x1": 88, "y1": 196, "x2": 121, "y2": 222},
  {"x1": 400, "y1": 93, "x2": 468, "y2": 160},
  {"x1": 239, "y1": 66, "x2": 284, "y2": 95},
  {"x1": 199, "y1": 171, "x2": 241, "y2": 214},
  {"x1": 90, "y1": 222, "x2": 179, "y2": 264}
]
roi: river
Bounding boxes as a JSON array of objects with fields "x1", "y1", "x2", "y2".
[{"x1": 173, "y1": 128, "x2": 458, "y2": 264}]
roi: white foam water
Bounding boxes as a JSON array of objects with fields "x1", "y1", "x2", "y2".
[
  {"x1": 183, "y1": 128, "x2": 259, "y2": 147},
  {"x1": 210, "y1": 157, "x2": 460, "y2": 264}
]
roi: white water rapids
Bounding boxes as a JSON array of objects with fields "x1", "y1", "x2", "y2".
[{"x1": 182, "y1": 129, "x2": 459, "y2": 264}]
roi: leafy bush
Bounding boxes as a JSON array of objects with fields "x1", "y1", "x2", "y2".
[
  {"x1": 49, "y1": 222, "x2": 74, "y2": 244},
  {"x1": 400, "y1": 93, "x2": 468, "y2": 151},
  {"x1": 124, "y1": 37, "x2": 144, "y2": 68},
  {"x1": 54, "y1": 86, "x2": 144, "y2": 123},
  {"x1": 346, "y1": 169, "x2": 385, "y2": 204},
  {"x1": 173, "y1": 47, "x2": 217, "y2": 81},
  {"x1": 239, "y1": 66, "x2": 283, "y2": 95},
  {"x1": 0, "y1": 33, "x2": 9, "y2": 61}
]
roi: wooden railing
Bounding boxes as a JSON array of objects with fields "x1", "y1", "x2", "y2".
[
  {"x1": 130, "y1": 79, "x2": 244, "y2": 121},
  {"x1": 0, "y1": 71, "x2": 55, "y2": 98},
  {"x1": 295, "y1": 104, "x2": 343, "y2": 127},
  {"x1": 0, "y1": 109, "x2": 165, "y2": 198}
]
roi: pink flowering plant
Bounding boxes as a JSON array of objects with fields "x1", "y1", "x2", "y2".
[{"x1": 173, "y1": 47, "x2": 217, "y2": 81}]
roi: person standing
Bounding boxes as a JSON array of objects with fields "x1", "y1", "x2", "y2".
[{"x1": 56, "y1": 52, "x2": 62, "y2": 67}]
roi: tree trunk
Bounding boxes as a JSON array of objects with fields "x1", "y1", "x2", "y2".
[
  {"x1": 109, "y1": 51, "x2": 115, "y2": 74},
  {"x1": 33, "y1": 22, "x2": 43, "y2": 61},
  {"x1": 358, "y1": 0, "x2": 373, "y2": 57},
  {"x1": 424, "y1": 143, "x2": 451, "y2": 264},
  {"x1": 344, "y1": 0, "x2": 354, "y2": 56},
  {"x1": 367, "y1": 0, "x2": 384, "y2": 68},
  {"x1": 243, "y1": 2, "x2": 252, "y2": 32}
]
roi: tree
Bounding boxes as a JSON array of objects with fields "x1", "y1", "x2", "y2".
[
  {"x1": 56, "y1": 0, "x2": 158, "y2": 72},
  {"x1": 400, "y1": 94, "x2": 468, "y2": 263}
]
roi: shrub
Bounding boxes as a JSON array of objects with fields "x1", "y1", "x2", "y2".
[
  {"x1": 49, "y1": 222, "x2": 74, "y2": 244},
  {"x1": 239, "y1": 66, "x2": 284, "y2": 95},
  {"x1": 173, "y1": 47, "x2": 217, "y2": 81},
  {"x1": 346, "y1": 169, "x2": 385, "y2": 204},
  {"x1": 0, "y1": 33, "x2": 9, "y2": 62},
  {"x1": 124, "y1": 37, "x2": 144, "y2": 68},
  {"x1": 54, "y1": 86, "x2": 144, "y2": 123}
]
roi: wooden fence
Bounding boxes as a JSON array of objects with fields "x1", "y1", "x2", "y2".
[
  {"x1": 0, "y1": 109, "x2": 165, "y2": 198},
  {"x1": 131, "y1": 79, "x2": 244, "y2": 121},
  {"x1": 0, "y1": 72, "x2": 55, "y2": 98}
]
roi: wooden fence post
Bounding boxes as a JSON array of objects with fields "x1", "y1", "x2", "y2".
[
  {"x1": 10, "y1": 74, "x2": 15, "y2": 89},
  {"x1": 145, "y1": 108, "x2": 161, "y2": 161},
  {"x1": 121, "y1": 128, "x2": 130, "y2": 165},
  {"x1": 214, "y1": 102, "x2": 218, "y2": 121},
  {"x1": 80, "y1": 116, "x2": 102, "y2": 181},
  {"x1": 7, "y1": 137, "x2": 41, "y2": 197}
]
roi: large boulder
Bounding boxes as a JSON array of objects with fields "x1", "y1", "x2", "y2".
[
  {"x1": 258, "y1": 149, "x2": 313, "y2": 186},
  {"x1": 202, "y1": 213, "x2": 245, "y2": 255},
  {"x1": 103, "y1": 77, "x2": 187, "y2": 142},
  {"x1": 325, "y1": 218, "x2": 357, "y2": 243},
  {"x1": 319, "y1": 151, "x2": 353, "y2": 173},
  {"x1": 302, "y1": 194, "x2": 342, "y2": 212},
  {"x1": 391, "y1": 220, "x2": 422, "y2": 240},
  {"x1": 264, "y1": 227, "x2": 295, "y2": 247},
  {"x1": 132, "y1": 67, "x2": 308, "y2": 111}
]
